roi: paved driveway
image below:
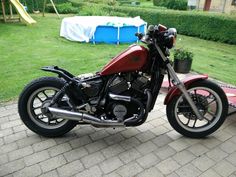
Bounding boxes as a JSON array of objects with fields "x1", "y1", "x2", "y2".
[{"x1": 0, "y1": 94, "x2": 236, "y2": 177}]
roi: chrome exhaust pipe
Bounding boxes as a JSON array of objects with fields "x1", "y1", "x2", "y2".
[
  {"x1": 48, "y1": 107, "x2": 83, "y2": 121},
  {"x1": 48, "y1": 107, "x2": 124, "y2": 126}
]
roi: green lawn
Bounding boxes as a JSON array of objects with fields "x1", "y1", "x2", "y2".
[
  {"x1": 176, "y1": 35, "x2": 236, "y2": 85},
  {"x1": 0, "y1": 14, "x2": 235, "y2": 102}
]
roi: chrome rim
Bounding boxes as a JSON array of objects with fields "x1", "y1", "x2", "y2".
[
  {"x1": 27, "y1": 87, "x2": 69, "y2": 129},
  {"x1": 174, "y1": 87, "x2": 222, "y2": 132}
]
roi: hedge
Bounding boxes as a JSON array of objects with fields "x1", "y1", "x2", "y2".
[
  {"x1": 46, "y1": 2, "x2": 78, "y2": 14},
  {"x1": 153, "y1": 0, "x2": 188, "y2": 10},
  {"x1": 0, "y1": 0, "x2": 69, "y2": 14},
  {"x1": 70, "y1": 1, "x2": 236, "y2": 44},
  {"x1": 21, "y1": 0, "x2": 68, "y2": 13}
]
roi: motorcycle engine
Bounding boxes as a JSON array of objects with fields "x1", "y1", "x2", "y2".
[
  {"x1": 105, "y1": 101, "x2": 138, "y2": 122},
  {"x1": 106, "y1": 73, "x2": 149, "y2": 121},
  {"x1": 76, "y1": 74, "x2": 104, "y2": 99},
  {"x1": 82, "y1": 78, "x2": 103, "y2": 98},
  {"x1": 112, "y1": 104, "x2": 127, "y2": 122},
  {"x1": 108, "y1": 73, "x2": 149, "y2": 95}
]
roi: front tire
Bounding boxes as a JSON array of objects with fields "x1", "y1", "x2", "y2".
[
  {"x1": 18, "y1": 77, "x2": 77, "y2": 137},
  {"x1": 166, "y1": 80, "x2": 228, "y2": 138}
]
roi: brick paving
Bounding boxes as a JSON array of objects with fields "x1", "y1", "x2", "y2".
[{"x1": 0, "y1": 92, "x2": 236, "y2": 176}]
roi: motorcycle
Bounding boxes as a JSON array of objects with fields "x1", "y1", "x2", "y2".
[{"x1": 18, "y1": 24, "x2": 229, "y2": 138}]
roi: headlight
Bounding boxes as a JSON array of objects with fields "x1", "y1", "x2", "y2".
[
  {"x1": 165, "y1": 35, "x2": 175, "y2": 49},
  {"x1": 168, "y1": 28, "x2": 177, "y2": 37},
  {"x1": 166, "y1": 28, "x2": 177, "y2": 49}
]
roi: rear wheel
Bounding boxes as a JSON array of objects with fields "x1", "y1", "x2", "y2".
[
  {"x1": 166, "y1": 80, "x2": 228, "y2": 138},
  {"x1": 18, "y1": 77, "x2": 77, "y2": 137}
]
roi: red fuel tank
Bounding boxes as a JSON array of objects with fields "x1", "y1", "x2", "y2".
[{"x1": 100, "y1": 45, "x2": 148, "y2": 76}]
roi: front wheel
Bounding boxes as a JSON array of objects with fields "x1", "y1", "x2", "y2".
[{"x1": 166, "y1": 80, "x2": 228, "y2": 138}]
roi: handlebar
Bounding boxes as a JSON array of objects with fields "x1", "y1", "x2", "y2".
[
  {"x1": 135, "y1": 32, "x2": 144, "y2": 40},
  {"x1": 135, "y1": 24, "x2": 177, "y2": 48}
]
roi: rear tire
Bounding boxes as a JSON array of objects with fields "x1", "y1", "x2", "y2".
[
  {"x1": 166, "y1": 80, "x2": 228, "y2": 138},
  {"x1": 18, "y1": 77, "x2": 77, "y2": 137}
]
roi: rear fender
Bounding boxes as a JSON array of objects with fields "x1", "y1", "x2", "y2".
[
  {"x1": 164, "y1": 75, "x2": 208, "y2": 105},
  {"x1": 41, "y1": 66, "x2": 75, "y2": 82}
]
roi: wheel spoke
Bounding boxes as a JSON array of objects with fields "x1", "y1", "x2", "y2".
[
  {"x1": 40, "y1": 115, "x2": 47, "y2": 118},
  {"x1": 178, "y1": 105, "x2": 190, "y2": 108},
  {"x1": 184, "y1": 117, "x2": 191, "y2": 126},
  {"x1": 33, "y1": 106, "x2": 42, "y2": 110},
  {"x1": 47, "y1": 118, "x2": 50, "y2": 125},
  {"x1": 194, "y1": 89, "x2": 202, "y2": 103},
  {"x1": 206, "y1": 98, "x2": 216, "y2": 106},
  {"x1": 174, "y1": 85, "x2": 224, "y2": 132},
  {"x1": 42, "y1": 91, "x2": 49, "y2": 98},
  {"x1": 28, "y1": 87, "x2": 68, "y2": 127},
  {"x1": 52, "y1": 91, "x2": 57, "y2": 97},
  {"x1": 55, "y1": 119, "x2": 61, "y2": 124},
  {"x1": 192, "y1": 118, "x2": 197, "y2": 128},
  {"x1": 206, "y1": 93, "x2": 213, "y2": 99},
  {"x1": 36, "y1": 95, "x2": 44, "y2": 102},
  {"x1": 177, "y1": 111, "x2": 192, "y2": 114},
  {"x1": 194, "y1": 89, "x2": 198, "y2": 97},
  {"x1": 207, "y1": 110, "x2": 215, "y2": 117},
  {"x1": 203, "y1": 116, "x2": 211, "y2": 123},
  {"x1": 36, "y1": 112, "x2": 43, "y2": 117}
]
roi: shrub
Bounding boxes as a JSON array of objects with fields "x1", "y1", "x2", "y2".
[
  {"x1": 70, "y1": 1, "x2": 236, "y2": 44},
  {"x1": 154, "y1": 0, "x2": 187, "y2": 10},
  {"x1": 164, "y1": 0, "x2": 187, "y2": 10},
  {"x1": 47, "y1": 2, "x2": 78, "y2": 14},
  {"x1": 153, "y1": 0, "x2": 161, "y2": 6},
  {"x1": 174, "y1": 48, "x2": 193, "y2": 61},
  {"x1": 173, "y1": 48, "x2": 193, "y2": 73},
  {"x1": 78, "y1": 4, "x2": 105, "y2": 16},
  {"x1": 108, "y1": 11, "x2": 127, "y2": 16},
  {"x1": 118, "y1": 0, "x2": 140, "y2": 6},
  {"x1": 81, "y1": 0, "x2": 117, "y2": 6},
  {"x1": 24, "y1": 0, "x2": 69, "y2": 13},
  {"x1": 77, "y1": 2, "x2": 126, "y2": 16}
]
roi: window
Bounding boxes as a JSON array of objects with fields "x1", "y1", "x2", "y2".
[{"x1": 232, "y1": 0, "x2": 236, "y2": 5}]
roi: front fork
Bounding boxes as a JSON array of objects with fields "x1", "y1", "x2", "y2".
[
  {"x1": 155, "y1": 43, "x2": 204, "y2": 120},
  {"x1": 166, "y1": 63, "x2": 204, "y2": 120}
]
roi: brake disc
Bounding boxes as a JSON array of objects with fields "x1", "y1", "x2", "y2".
[{"x1": 179, "y1": 94, "x2": 208, "y2": 120}]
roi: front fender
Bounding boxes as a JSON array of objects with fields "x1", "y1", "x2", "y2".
[{"x1": 164, "y1": 75, "x2": 208, "y2": 105}]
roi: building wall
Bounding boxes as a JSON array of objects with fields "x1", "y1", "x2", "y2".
[
  {"x1": 224, "y1": 0, "x2": 236, "y2": 14},
  {"x1": 196, "y1": 0, "x2": 236, "y2": 14}
]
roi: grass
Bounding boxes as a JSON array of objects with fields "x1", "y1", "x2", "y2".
[
  {"x1": 175, "y1": 36, "x2": 236, "y2": 85},
  {"x1": 0, "y1": 13, "x2": 236, "y2": 102},
  {"x1": 0, "y1": 14, "x2": 129, "y2": 101}
]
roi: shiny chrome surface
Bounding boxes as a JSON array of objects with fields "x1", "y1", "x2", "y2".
[
  {"x1": 109, "y1": 93, "x2": 131, "y2": 102},
  {"x1": 154, "y1": 42, "x2": 204, "y2": 120},
  {"x1": 48, "y1": 107, "x2": 124, "y2": 127}
]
